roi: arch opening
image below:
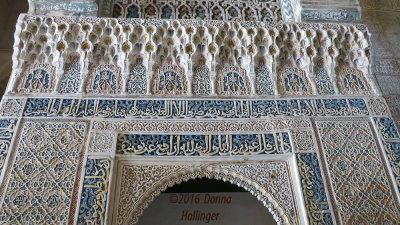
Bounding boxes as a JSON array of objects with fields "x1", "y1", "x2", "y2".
[{"x1": 136, "y1": 178, "x2": 278, "y2": 225}]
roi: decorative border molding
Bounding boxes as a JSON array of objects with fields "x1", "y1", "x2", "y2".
[
  {"x1": 92, "y1": 118, "x2": 312, "y2": 132},
  {"x1": 295, "y1": 153, "x2": 334, "y2": 224}
]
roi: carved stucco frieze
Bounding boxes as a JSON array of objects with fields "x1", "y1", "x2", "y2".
[{"x1": 7, "y1": 15, "x2": 380, "y2": 98}]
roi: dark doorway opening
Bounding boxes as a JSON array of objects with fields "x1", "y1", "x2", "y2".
[{"x1": 137, "y1": 178, "x2": 278, "y2": 225}]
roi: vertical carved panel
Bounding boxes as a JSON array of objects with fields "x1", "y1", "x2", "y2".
[
  {"x1": 316, "y1": 119, "x2": 400, "y2": 224},
  {"x1": 0, "y1": 119, "x2": 18, "y2": 172},
  {"x1": 277, "y1": 67, "x2": 313, "y2": 96},
  {"x1": 0, "y1": 121, "x2": 87, "y2": 224},
  {"x1": 78, "y1": 158, "x2": 111, "y2": 225},
  {"x1": 255, "y1": 65, "x2": 274, "y2": 95},
  {"x1": 373, "y1": 117, "x2": 400, "y2": 193},
  {"x1": 296, "y1": 153, "x2": 334, "y2": 224},
  {"x1": 314, "y1": 67, "x2": 334, "y2": 95},
  {"x1": 152, "y1": 64, "x2": 188, "y2": 95},
  {"x1": 59, "y1": 62, "x2": 81, "y2": 94},
  {"x1": 336, "y1": 65, "x2": 371, "y2": 95},
  {"x1": 192, "y1": 64, "x2": 211, "y2": 96},
  {"x1": 127, "y1": 63, "x2": 147, "y2": 95}
]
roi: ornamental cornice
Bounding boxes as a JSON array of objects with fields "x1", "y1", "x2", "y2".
[{"x1": 8, "y1": 14, "x2": 379, "y2": 98}]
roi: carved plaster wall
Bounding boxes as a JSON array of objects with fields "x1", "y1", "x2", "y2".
[{"x1": 0, "y1": 1, "x2": 399, "y2": 225}]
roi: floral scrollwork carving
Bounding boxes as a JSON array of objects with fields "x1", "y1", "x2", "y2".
[{"x1": 115, "y1": 161, "x2": 298, "y2": 225}]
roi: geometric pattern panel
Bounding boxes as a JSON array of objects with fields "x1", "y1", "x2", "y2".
[
  {"x1": 114, "y1": 161, "x2": 299, "y2": 225},
  {"x1": 117, "y1": 132, "x2": 291, "y2": 156},
  {"x1": 0, "y1": 119, "x2": 18, "y2": 172},
  {"x1": 316, "y1": 119, "x2": 400, "y2": 225},
  {"x1": 0, "y1": 121, "x2": 87, "y2": 224},
  {"x1": 78, "y1": 158, "x2": 111, "y2": 225},
  {"x1": 23, "y1": 98, "x2": 369, "y2": 119},
  {"x1": 296, "y1": 153, "x2": 334, "y2": 224}
]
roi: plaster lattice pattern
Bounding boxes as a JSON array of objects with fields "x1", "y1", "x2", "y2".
[
  {"x1": 296, "y1": 153, "x2": 334, "y2": 224},
  {"x1": 316, "y1": 119, "x2": 400, "y2": 225},
  {"x1": 192, "y1": 64, "x2": 211, "y2": 96},
  {"x1": 382, "y1": 142, "x2": 400, "y2": 191},
  {"x1": 59, "y1": 62, "x2": 81, "y2": 94},
  {"x1": 112, "y1": 0, "x2": 283, "y2": 23},
  {"x1": 127, "y1": 63, "x2": 147, "y2": 95},
  {"x1": 292, "y1": 130, "x2": 316, "y2": 152},
  {"x1": 0, "y1": 119, "x2": 18, "y2": 172},
  {"x1": 115, "y1": 161, "x2": 298, "y2": 225},
  {"x1": 117, "y1": 132, "x2": 291, "y2": 156},
  {"x1": 88, "y1": 132, "x2": 117, "y2": 153},
  {"x1": 314, "y1": 67, "x2": 335, "y2": 95},
  {"x1": 78, "y1": 158, "x2": 111, "y2": 225},
  {"x1": 0, "y1": 98, "x2": 26, "y2": 117},
  {"x1": 374, "y1": 117, "x2": 400, "y2": 140},
  {"x1": 0, "y1": 121, "x2": 87, "y2": 224},
  {"x1": 22, "y1": 98, "x2": 369, "y2": 119},
  {"x1": 255, "y1": 65, "x2": 274, "y2": 95}
]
